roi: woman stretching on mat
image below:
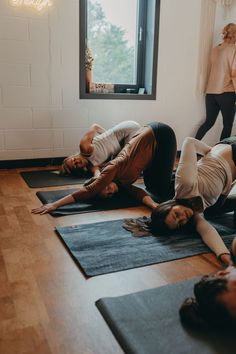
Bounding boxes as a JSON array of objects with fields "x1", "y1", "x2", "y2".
[
  {"x1": 124, "y1": 136, "x2": 236, "y2": 266},
  {"x1": 179, "y1": 238, "x2": 236, "y2": 329},
  {"x1": 31, "y1": 122, "x2": 177, "y2": 214},
  {"x1": 61, "y1": 120, "x2": 141, "y2": 178}
]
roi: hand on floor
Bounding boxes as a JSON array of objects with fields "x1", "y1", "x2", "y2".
[{"x1": 31, "y1": 203, "x2": 56, "y2": 215}]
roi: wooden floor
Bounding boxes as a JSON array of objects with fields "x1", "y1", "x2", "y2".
[{"x1": 0, "y1": 167, "x2": 221, "y2": 354}]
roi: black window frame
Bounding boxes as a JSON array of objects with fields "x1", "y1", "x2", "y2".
[{"x1": 79, "y1": 0, "x2": 160, "y2": 100}]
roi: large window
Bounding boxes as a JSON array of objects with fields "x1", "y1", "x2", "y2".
[{"x1": 80, "y1": 0, "x2": 160, "y2": 99}]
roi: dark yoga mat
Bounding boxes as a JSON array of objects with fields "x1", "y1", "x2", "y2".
[
  {"x1": 96, "y1": 278, "x2": 236, "y2": 354},
  {"x1": 55, "y1": 213, "x2": 235, "y2": 276},
  {"x1": 37, "y1": 187, "x2": 143, "y2": 216},
  {"x1": 21, "y1": 170, "x2": 92, "y2": 188}
]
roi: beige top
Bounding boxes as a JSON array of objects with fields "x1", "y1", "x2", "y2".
[
  {"x1": 175, "y1": 138, "x2": 233, "y2": 210},
  {"x1": 206, "y1": 42, "x2": 236, "y2": 94},
  {"x1": 176, "y1": 152, "x2": 232, "y2": 210}
]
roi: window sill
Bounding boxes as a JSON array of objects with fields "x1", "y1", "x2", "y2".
[{"x1": 80, "y1": 93, "x2": 156, "y2": 100}]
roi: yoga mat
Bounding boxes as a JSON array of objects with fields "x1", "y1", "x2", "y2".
[
  {"x1": 96, "y1": 278, "x2": 236, "y2": 354},
  {"x1": 37, "y1": 187, "x2": 143, "y2": 216},
  {"x1": 21, "y1": 170, "x2": 92, "y2": 188},
  {"x1": 55, "y1": 213, "x2": 235, "y2": 276}
]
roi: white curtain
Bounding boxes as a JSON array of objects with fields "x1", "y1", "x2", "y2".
[
  {"x1": 196, "y1": 0, "x2": 217, "y2": 94},
  {"x1": 219, "y1": 0, "x2": 233, "y2": 6}
]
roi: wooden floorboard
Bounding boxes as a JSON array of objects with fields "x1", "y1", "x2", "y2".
[{"x1": 0, "y1": 168, "x2": 221, "y2": 354}]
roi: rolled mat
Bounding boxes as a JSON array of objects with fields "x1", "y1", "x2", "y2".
[
  {"x1": 55, "y1": 213, "x2": 235, "y2": 276},
  {"x1": 96, "y1": 278, "x2": 236, "y2": 354}
]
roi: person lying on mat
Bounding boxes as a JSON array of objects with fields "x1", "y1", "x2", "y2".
[
  {"x1": 61, "y1": 120, "x2": 141, "y2": 178},
  {"x1": 179, "y1": 238, "x2": 236, "y2": 329},
  {"x1": 123, "y1": 137, "x2": 236, "y2": 266},
  {"x1": 31, "y1": 121, "x2": 177, "y2": 214}
]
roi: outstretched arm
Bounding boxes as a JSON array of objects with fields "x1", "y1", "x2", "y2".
[
  {"x1": 32, "y1": 163, "x2": 118, "y2": 215},
  {"x1": 31, "y1": 194, "x2": 76, "y2": 215},
  {"x1": 194, "y1": 213, "x2": 232, "y2": 266},
  {"x1": 79, "y1": 123, "x2": 106, "y2": 156},
  {"x1": 175, "y1": 137, "x2": 211, "y2": 198}
]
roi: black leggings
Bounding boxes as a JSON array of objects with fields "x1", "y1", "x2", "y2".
[
  {"x1": 195, "y1": 92, "x2": 236, "y2": 140},
  {"x1": 143, "y1": 122, "x2": 177, "y2": 201}
]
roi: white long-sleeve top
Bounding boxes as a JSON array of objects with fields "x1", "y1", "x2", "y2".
[
  {"x1": 175, "y1": 137, "x2": 234, "y2": 258},
  {"x1": 175, "y1": 137, "x2": 232, "y2": 210},
  {"x1": 86, "y1": 121, "x2": 141, "y2": 166}
]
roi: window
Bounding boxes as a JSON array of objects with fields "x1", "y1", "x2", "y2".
[{"x1": 79, "y1": 0, "x2": 160, "y2": 99}]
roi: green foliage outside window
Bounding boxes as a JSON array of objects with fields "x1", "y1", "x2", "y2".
[{"x1": 87, "y1": 1, "x2": 135, "y2": 84}]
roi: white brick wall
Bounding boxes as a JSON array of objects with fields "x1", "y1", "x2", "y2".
[
  {"x1": 0, "y1": 130, "x2": 4, "y2": 150},
  {"x1": 2, "y1": 86, "x2": 32, "y2": 107},
  {"x1": 32, "y1": 109, "x2": 52, "y2": 128},
  {"x1": 53, "y1": 129, "x2": 63, "y2": 148},
  {"x1": 0, "y1": 2, "x2": 55, "y2": 160},
  {"x1": 0, "y1": 40, "x2": 31, "y2": 63},
  {"x1": 0, "y1": 16, "x2": 29, "y2": 40},
  {"x1": 0, "y1": 108, "x2": 32, "y2": 129},
  {"x1": 29, "y1": 19, "x2": 49, "y2": 41},
  {"x1": 0, "y1": 63, "x2": 30, "y2": 86},
  {"x1": 0, "y1": 0, "x2": 231, "y2": 162},
  {"x1": 5, "y1": 129, "x2": 53, "y2": 149},
  {"x1": 63, "y1": 128, "x2": 87, "y2": 149}
]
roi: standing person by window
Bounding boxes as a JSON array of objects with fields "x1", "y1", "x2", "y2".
[{"x1": 195, "y1": 23, "x2": 236, "y2": 141}]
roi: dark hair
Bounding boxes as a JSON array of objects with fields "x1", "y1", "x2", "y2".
[
  {"x1": 180, "y1": 275, "x2": 234, "y2": 329},
  {"x1": 151, "y1": 199, "x2": 196, "y2": 233},
  {"x1": 123, "y1": 199, "x2": 195, "y2": 237}
]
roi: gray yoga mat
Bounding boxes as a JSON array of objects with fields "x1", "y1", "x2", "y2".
[
  {"x1": 37, "y1": 187, "x2": 143, "y2": 216},
  {"x1": 96, "y1": 278, "x2": 236, "y2": 354},
  {"x1": 55, "y1": 213, "x2": 235, "y2": 276},
  {"x1": 21, "y1": 170, "x2": 92, "y2": 188}
]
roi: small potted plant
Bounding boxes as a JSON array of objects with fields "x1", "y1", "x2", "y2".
[{"x1": 85, "y1": 47, "x2": 94, "y2": 92}]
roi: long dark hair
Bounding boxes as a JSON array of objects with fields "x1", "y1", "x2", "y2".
[
  {"x1": 123, "y1": 199, "x2": 195, "y2": 237},
  {"x1": 180, "y1": 275, "x2": 234, "y2": 329}
]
